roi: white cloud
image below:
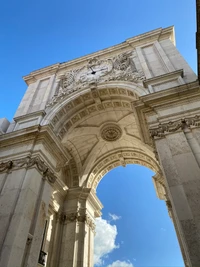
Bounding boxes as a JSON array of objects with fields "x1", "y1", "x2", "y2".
[
  {"x1": 109, "y1": 213, "x2": 121, "y2": 221},
  {"x1": 160, "y1": 227, "x2": 166, "y2": 232},
  {"x1": 107, "y1": 260, "x2": 134, "y2": 267},
  {"x1": 94, "y1": 217, "x2": 119, "y2": 265}
]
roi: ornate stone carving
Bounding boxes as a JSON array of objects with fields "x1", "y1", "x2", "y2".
[
  {"x1": 0, "y1": 161, "x2": 12, "y2": 172},
  {"x1": 46, "y1": 51, "x2": 145, "y2": 107},
  {"x1": 62, "y1": 211, "x2": 95, "y2": 231},
  {"x1": 85, "y1": 214, "x2": 96, "y2": 232},
  {"x1": 61, "y1": 71, "x2": 75, "y2": 88},
  {"x1": 0, "y1": 157, "x2": 56, "y2": 184},
  {"x1": 149, "y1": 115, "x2": 200, "y2": 138},
  {"x1": 150, "y1": 121, "x2": 182, "y2": 138},
  {"x1": 113, "y1": 53, "x2": 132, "y2": 71},
  {"x1": 153, "y1": 172, "x2": 166, "y2": 200},
  {"x1": 87, "y1": 149, "x2": 160, "y2": 190},
  {"x1": 101, "y1": 124, "x2": 122, "y2": 142},
  {"x1": 28, "y1": 157, "x2": 57, "y2": 183},
  {"x1": 65, "y1": 212, "x2": 78, "y2": 222},
  {"x1": 185, "y1": 115, "x2": 200, "y2": 127}
]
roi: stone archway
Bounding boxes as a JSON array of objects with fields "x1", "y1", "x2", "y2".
[{"x1": 0, "y1": 27, "x2": 200, "y2": 267}]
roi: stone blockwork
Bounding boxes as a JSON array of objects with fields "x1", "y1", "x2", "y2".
[{"x1": 0, "y1": 26, "x2": 199, "y2": 267}]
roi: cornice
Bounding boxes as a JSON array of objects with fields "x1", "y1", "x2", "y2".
[
  {"x1": 23, "y1": 27, "x2": 174, "y2": 85},
  {"x1": 0, "y1": 125, "x2": 71, "y2": 168},
  {"x1": 0, "y1": 125, "x2": 40, "y2": 146},
  {"x1": 143, "y1": 69, "x2": 183, "y2": 88},
  {"x1": 14, "y1": 110, "x2": 46, "y2": 122},
  {"x1": 66, "y1": 187, "x2": 103, "y2": 216},
  {"x1": 134, "y1": 81, "x2": 200, "y2": 109}
]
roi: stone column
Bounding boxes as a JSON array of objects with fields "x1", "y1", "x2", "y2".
[
  {"x1": 23, "y1": 179, "x2": 52, "y2": 267},
  {"x1": 153, "y1": 127, "x2": 200, "y2": 266},
  {"x1": 0, "y1": 156, "x2": 56, "y2": 267},
  {"x1": 59, "y1": 188, "x2": 102, "y2": 267},
  {"x1": 48, "y1": 212, "x2": 64, "y2": 267},
  {"x1": 166, "y1": 200, "x2": 190, "y2": 267}
]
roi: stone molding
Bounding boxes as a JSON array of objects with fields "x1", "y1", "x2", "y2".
[
  {"x1": 149, "y1": 115, "x2": 200, "y2": 138},
  {"x1": 165, "y1": 200, "x2": 173, "y2": 218},
  {"x1": 50, "y1": 91, "x2": 134, "y2": 140},
  {"x1": 87, "y1": 149, "x2": 160, "y2": 190},
  {"x1": 143, "y1": 69, "x2": 184, "y2": 88},
  {"x1": 100, "y1": 123, "x2": 122, "y2": 142},
  {"x1": 60, "y1": 211, "x2": 95, "y2": 231},
  {"x1": 152, "y1": 172, "x2": 166, "y2": 200},
  {"x1": 0, "y1": 156, "x2": 57, "y2": 184}
]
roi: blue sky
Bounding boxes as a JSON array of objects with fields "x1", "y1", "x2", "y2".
[
  {"x1": 0, "y1": 0, "x2": 196, "y2": 266},
  {"x1": 95, "y1": 166, "x2": 184, "y2": 267}
]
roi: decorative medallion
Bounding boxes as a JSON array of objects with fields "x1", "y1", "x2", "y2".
[{"x1": 101, "y1": 124, "x2": 122, "y2": 142}]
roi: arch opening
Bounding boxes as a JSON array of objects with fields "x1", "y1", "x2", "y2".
[{"x1": 94, "y1": 164, "x2": 184, "y2": 266}]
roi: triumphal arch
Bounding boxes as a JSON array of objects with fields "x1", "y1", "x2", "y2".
[{"x1": 0, "y1": 26, "x2": 200, "y2": 267}]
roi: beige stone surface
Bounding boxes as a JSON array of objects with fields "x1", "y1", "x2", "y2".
[{"x1": 0, "y1": 26, "x2": 200, "y2": 267}]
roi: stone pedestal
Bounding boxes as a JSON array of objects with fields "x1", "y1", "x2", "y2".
[{"x1": 59, "y1": 188, "x2": 102, "y2": 267}]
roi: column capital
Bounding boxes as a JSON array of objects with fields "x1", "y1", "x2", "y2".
[
  {"x1": 62, "y1": 211, "x2": 96, "y2": 231},
  {"x1": 66, "y1": 187, "x2": 103, "y2": 217},
  {"x1": 149, "y1": 115, "x2": 200, "y2": 139},
  {"x1": 0, "y1": 156, "x2": 57, "y2": 183}
]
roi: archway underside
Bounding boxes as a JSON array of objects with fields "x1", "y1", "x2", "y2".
[
  {"x1": 44, "y1": 87, "x2": 164, "y2": 197},
  {"x1": 86, "y1": 148, "x2": 161, "y2": 190}
]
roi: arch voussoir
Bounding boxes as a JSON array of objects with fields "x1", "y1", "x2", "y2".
[{"x1": 86, "y1": 149, "x2": 161, "y2": 191}]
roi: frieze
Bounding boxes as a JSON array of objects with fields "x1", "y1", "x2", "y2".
[
  {"x1": 149, "y1": 115, "x2": 200, "y2": 138},
  {"x1": 0, "y1": 161, "x2": 12, "y2": 172},
  {"x1": 62, "y1": 211, "x2": 95, "y2": 231},
  {"x1": 0, "y1": 156, "x2": 57, "y2": 184},
  {"x1": 46, "y1": 51, "x2": 145, "y2": 107}
]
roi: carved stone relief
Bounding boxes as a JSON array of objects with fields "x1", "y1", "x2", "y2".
[
  {"x1": 149, "y1": 115, "x2": 200, "y2": 138},
  {"x1": 53, "y1": 98, "x2": 133, "y2": 140},
  {"x1": 61, "y1": 211, "x2": 95, "y2": 231},
  {"x1": 87, "y1": 150, "x2": 160, "y2": 190},
  {"x1": 0, "y1": 156, "x2": 57, "y2": 183},
  {"x1": 46, "y1": 51, "x2": 145, "y2": 107},
  {"x1": 100, "y1": 124, "x2": 122, "y2": 142}
]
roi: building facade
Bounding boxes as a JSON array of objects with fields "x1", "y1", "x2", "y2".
[{"x1": 0, "y1": 26, "x2": 200, "y2": 267}]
